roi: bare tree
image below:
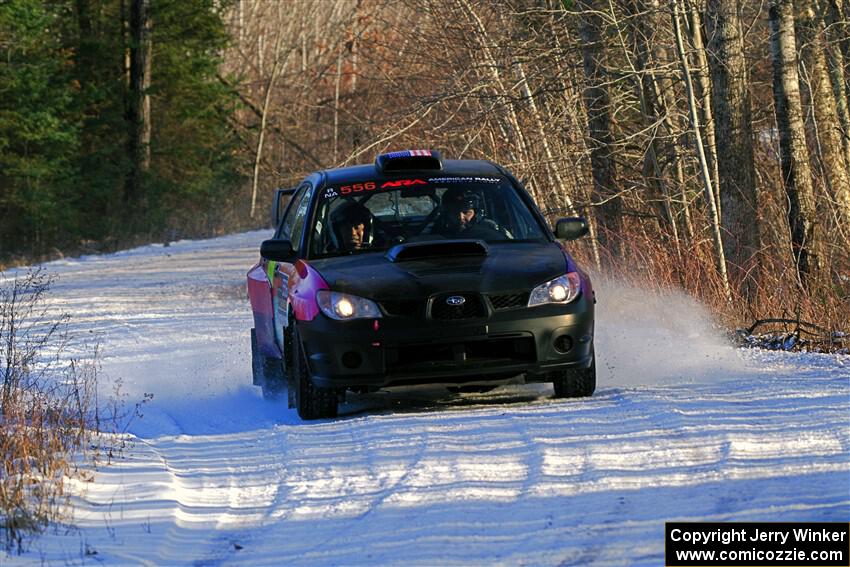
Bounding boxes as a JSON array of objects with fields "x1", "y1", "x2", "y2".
[
  {"x1": 672, "y1": 0, "x2": 731, "y2": 300},
  {"x1": 455, "y1": 0, "x2": 532, "y2": 171},
  {"x1": 577, "y1": 0, "x2": 623, "y2": 262},
  {"x1": 705, "y1": 0, "x2": 760, "y2": 297},
  {"x1": 249, "y1": 46, "x2": 284, "y2": 220},
  {"x1": 769, "y1": 0, "x2": 824, "y2": 287},
  {"x1": 623, "y1": 0, "x2": 681, "y2": 253},
  {"x1": 515, "y1": 60, "x2": 576, "y2": 216},
  {"x1": 801, "y1": 0, "x2": 850, "y2": 240},
  {"x1": 216, "y1": 0, "x2": 844, "y2": 321},
  {"x1": 820, "y1": 0, "x2": 850, "y2": 174},
  {"x1": 645, "y1": 0, "x2": 695, "y2": 242},
  {"x1": 827, "y1": 0, "x2": 850, "y2": 99},
  {"x1": 685, "y1": 0, "x2": 721, "y2": 209}
]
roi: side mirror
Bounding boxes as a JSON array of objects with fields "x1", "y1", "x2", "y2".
[
  {"x1": 260, "y1": 239, "x2": 295, "y2": 262},
  {"x1": 271, "y1": 187, "x2": 297, "y2": 227},
  {"x1": 555, "y1": 217, "x2": 590, "y2": 241}
]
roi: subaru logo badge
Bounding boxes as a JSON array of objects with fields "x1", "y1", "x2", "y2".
[{"x1": 446, "y1": 295, "x2": 466, "y2": 306}]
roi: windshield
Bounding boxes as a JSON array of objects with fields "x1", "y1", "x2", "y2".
[{"x1": 308, "y1": 176, "x2": 548, "y2": 258}]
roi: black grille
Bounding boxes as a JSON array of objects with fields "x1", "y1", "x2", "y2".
[
  {"x1": 429, "y1": 293, "x2": 487, "y2": 320},
  {"x1": 386, "y1": 336, "x2": 536, "y2": 373},
  {"x1": 488, "y1": 292, "x2": 529, "y2": 310},
  {"x1": 381, "y1": 300, "x2": 423, "y2": 319}
]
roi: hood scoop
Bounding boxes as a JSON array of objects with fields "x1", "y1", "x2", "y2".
[{"x1": 386, "y1": 240, "x2": 489, "y2": 263}]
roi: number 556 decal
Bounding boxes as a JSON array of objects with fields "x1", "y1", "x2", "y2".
[
  {"x1": 335, "y1": 179, "x2": 428, "y2": 195},
  {"x1": 339, "y1": 181, "x2": 376, "y2": 194}
]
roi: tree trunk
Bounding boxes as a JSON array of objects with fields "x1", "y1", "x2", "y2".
[
  {"x1": 685, "y1": 0, "x2": 721, "y2": 212},
  {"x1": 455, "y1": 0, "x2": 531, "y2": 172},
  {"x1": 75, "y1": 0, "x2": 95, "y2": 153},
  {"x1": 826, "y1": 0, "x2": 850, "y2": 168},
  {"x1": 672, "y1": 0, "x2": 732, "y2": 301},
  {"x1": 578, "y1": 0, "x2": 624, "y2": 262},
  {"x1": 333, "y1": 50, "x2": 343, "y2": 164},
  {"x1": 250, "y1": 37, "x2": 285, "y2": 220},
  {"x1": 834, "y1": 0, "x2": 850, "y2": 98},
  {"x1": 75, "y1": 0, "x2": 94, "y2": 81},
  {"x1": 705, "y1": 0, "x2": 760, "y2": 298},
  {"x1": 126, "y1": 0, "x2": 152, "y2": 209},
  {"x1": 625, "y1": 0, "x2": 681, "y2": 253},
  {"x1": 120, "y1": 0, "x2": 129, "y2": 94},
  {"x1": 550, "y1": 8, "x2": 595, "y2": 223},
  {"x1": 820, "y1": 0, "x2": 850, "y2": 204},
  {"x1": 514, "y1": 60, "x2": 576, "y2": 216},
  {"x1": 798, "y1": 2, "x2": 850, "y2": 243},
  {"x1": 769, "y1": 0, "x2": 825, "y2": 288},
  {"x1": 643, "y1": 0, "x2": 694, "y2": 243}
]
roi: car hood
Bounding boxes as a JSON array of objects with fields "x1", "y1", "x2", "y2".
[{"x1": 308, "y1": 241, "x2": 567, "y2": 301}]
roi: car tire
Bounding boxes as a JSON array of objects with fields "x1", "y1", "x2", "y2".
[
  {"x1": 294, "y1": 327, "x2": 338, "y2": 420},
  {"x1": 552, "y1": 351, "x2": 596, "y2": 398},
  {"x1": 252, "y1": 328, "x2": 286, "y2": 400}
]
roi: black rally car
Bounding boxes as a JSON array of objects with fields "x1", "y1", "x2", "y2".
[{"x1": 248, "y1": 150, "x2": 595, "y2": 419}]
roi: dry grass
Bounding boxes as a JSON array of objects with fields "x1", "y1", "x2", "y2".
[
  {"x1": 570, "y1": 225, "x2": 849, "y2": 350},
  {"x1": 0, "y1": 269, "x2": 124, "y2": 553}
]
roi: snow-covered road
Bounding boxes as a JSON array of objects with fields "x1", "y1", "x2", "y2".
[{"x1": 5, "y1": 231, "x2": 849, "y2": 565}]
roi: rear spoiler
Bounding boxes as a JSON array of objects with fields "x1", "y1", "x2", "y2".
[{"x1": 271, "y1": 187, "x2": 297, "y2": 227}]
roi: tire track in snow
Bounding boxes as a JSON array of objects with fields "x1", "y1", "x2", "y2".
[
  {"x1": 285, "y1": 418, "x2": 433, "y2": 559},
  {"x1": 4, "y1": 231, "x2": 848, "y2": 566}
]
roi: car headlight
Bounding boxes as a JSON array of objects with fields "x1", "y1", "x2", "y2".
[
  {"x1": 317, "y1": 290, "x2": 382, "y2": 320},
  {"x1": 528, "y1": 273, "x2": 581, "y2": 307}
]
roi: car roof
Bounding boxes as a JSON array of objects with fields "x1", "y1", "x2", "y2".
[{"x1": 320, "y1": 159, "x2": 505, "y2": 185}]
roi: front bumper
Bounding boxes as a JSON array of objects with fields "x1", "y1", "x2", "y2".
[{"x1": 298, "y1": 293, "x2": 594, "y2": 389}]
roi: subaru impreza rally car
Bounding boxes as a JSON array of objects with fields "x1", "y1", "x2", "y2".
[{"x1": 248, "y1": 150, "x2": 595, "y2": 419}]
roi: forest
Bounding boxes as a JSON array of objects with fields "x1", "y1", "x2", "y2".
[{"x1": 1, "y1": 0, "x2": 848, "y2": 328}]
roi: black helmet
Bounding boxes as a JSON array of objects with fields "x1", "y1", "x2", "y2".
[
  {"x1": 441, "y1": 188, "x2": 481, "y2": 212},
  {"x1": 331, "y1": 200, "x2": 372, "y2": 226},
  {"x1": 330, "y1": 200, "x2": 373, "y2": 250}
]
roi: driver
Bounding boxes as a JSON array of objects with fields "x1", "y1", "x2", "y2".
[
  {"x1": 330, "y1": 200, "x2": 374, "y2": 252},
  {"x1": 436, "y1": 188, "x2": 504, "y2": 239},
  {"x1": 437, "y1": 189, "x2": 481, "y2": 235}
]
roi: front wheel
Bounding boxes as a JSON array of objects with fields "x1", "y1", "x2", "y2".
[
  {"x1": 293, "y1": 327, "x2": 338, "y2": 420},
  {"x1": 552, "y1": 351, "x2": 596, "y2": 398}
]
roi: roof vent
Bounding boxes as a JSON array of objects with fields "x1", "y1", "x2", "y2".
[
  {"x1": 376, "y1": 150, "x2": 442, "y2": 172},
  {"x1": 386, "y1": 239, "x2": 488, "y2": 262}
]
